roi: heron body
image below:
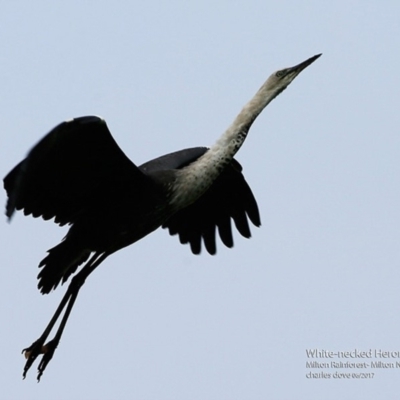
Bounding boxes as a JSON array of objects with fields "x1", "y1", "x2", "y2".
[
  {"x1": 5, "y1": 131, "x2": 260, "y2": 292},
  {"x1": 4, "y1": 54, "x2": 321, "y2": 380}
]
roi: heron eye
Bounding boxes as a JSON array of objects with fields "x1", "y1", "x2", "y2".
[{"x1": 276, "y1": 70, "x2": 285, "y2": 78}]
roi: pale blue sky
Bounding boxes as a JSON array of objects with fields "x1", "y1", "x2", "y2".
[{"x1": 1, "y1": 1, "x2": 400, "y2": 399}]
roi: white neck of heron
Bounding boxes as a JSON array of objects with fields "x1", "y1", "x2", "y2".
[{"x1": 170, "y1": 79, "x2": 284, "y2": 209}]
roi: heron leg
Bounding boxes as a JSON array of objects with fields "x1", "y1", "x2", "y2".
[{"x1": 22, "y1": 252, "x2": 109, "y2": 381}]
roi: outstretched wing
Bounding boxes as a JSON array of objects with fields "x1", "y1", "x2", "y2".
[
  {"x1": 140, "y1": 147, "x2": 261, "y2": 255},
  {"x1": 4, "y1": 116, "x2": 147, "y2": 226}
]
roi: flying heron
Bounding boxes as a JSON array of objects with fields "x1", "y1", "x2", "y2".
[{"x1": 4, "y1": 53, "x2": 321, "y2": 380}]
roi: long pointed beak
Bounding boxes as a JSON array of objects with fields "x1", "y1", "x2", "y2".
[{"x1": 288, "y1": 54, "x2": 322, "y2": 74}]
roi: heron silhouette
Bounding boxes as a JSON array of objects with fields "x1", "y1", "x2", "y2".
[{"x1": 4, "y1": 54, "x2": 321, "y2": 380}]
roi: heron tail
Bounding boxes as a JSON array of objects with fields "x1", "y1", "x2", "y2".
[{"x1": 37, "y1": 239, "x2": 91, "y2": 294}]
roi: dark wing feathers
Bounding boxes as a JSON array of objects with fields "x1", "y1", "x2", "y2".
[
  {"x1": 139, "y1": 147, "x2": 207, "y2": 172},
  {"x1": 4, "y1": 119, "x2": 260, "y2": 256},
  {"x1": 4, "y1": 116, "x2": 146, "y2": 225},
  {"x1": 142, "y1": 147, "x2": 261, "y2": 255}
]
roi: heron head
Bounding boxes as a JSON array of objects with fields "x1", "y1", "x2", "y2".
[{"x1": 266, "y1": 54, "x2": 322, "y2": 95}]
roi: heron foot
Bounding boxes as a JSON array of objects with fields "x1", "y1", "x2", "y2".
[{"x1": 22, "y1": 338, "x2": 59, "y2": 381}]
